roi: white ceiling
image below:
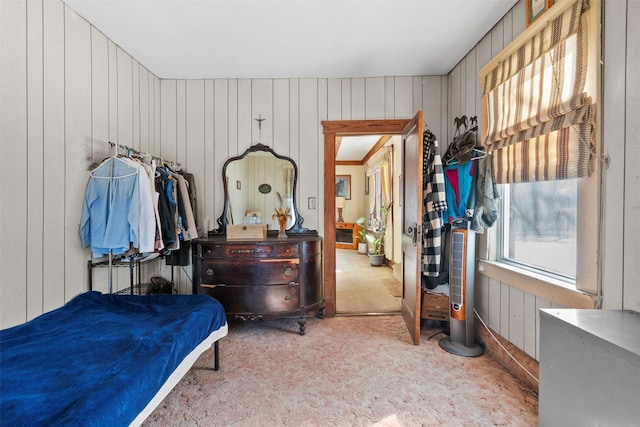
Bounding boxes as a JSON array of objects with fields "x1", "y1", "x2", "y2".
[
  {"x1": 62, "y1": 0, "x2": 518, "y2": 80},
  {"x1": 336, "y1": 135, "x2": 382, "y2": 162}
]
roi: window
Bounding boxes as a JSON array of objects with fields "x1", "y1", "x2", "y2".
[
  {"x1": 479, "y1": 0, "x2": 600, "y2": 295},
  {"x1": 500, "y1": 179, "x2": 577, "y2": 280}
]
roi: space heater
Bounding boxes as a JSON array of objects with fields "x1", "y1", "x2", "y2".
[{"x1": 439, "y1": 218, "x2": 484, "y2": 357}]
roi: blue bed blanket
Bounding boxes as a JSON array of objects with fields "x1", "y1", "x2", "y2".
[{"x1": 0, "y1": 291, "x2": 226, "y2": 427}]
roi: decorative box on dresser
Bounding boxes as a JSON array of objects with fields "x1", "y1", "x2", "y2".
[{"x1": 192, "y1": 235, "x2": 323, "y2": 335}]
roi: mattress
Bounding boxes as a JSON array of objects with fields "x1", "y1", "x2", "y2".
[{"x1": 0, "y1": 291, "x2": 227, "y2": 427}]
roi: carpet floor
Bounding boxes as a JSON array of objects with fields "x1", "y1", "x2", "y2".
[
  {"x1": 336, "y1": 249, "x2": 401, "y2": 314},
  {"x1": 143, "y1": 315, "x2": 538, "y2": 427}
]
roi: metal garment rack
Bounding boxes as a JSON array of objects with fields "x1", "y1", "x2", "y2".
[{"x1": 87, "y1": 255, "x2": 174, "y2": 295}]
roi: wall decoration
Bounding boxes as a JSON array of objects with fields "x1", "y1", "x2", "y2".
[
  {"x1": 258, "y1": 183, "x2": 271, "y2": 194},
  {"x1": 336, "y1": 175, "x2": 351, "y2": 200},
  {"x1": 526, "y1": 0, "x2": 553, "y2": 27}
]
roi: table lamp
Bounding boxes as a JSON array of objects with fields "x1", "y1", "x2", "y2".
[{"x1": 335, "y1": 197, "x2": 345, "y2": 222}]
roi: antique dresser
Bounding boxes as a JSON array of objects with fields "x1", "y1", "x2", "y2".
[{"x1": 192, "y1": 235, "x2": 323, "y2": 335}]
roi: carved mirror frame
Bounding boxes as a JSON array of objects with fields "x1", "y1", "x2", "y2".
[{"x1": 213, "y1": 143, "x2": 315, "y2": 236}]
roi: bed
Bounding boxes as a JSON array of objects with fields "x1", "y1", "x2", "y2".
[{"x1": 0, "y1": 291, "x2": 227, "y2": 427}]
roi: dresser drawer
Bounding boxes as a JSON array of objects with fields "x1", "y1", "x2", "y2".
[
  {"x1": 199, "y1": 283, "x2": 301, "y2": 315},
  {"x1": 198, "y1": 243, "x2": 299, "y2": 259},
  {"x1": 199, "y1": 259, "x2": 299, "y2": 285}
]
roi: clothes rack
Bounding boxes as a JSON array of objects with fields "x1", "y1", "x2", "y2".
[{"x1": 82, "y1": 140, "x2": 189, "y2": 294}]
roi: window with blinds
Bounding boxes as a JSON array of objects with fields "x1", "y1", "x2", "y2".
[{"x1": 478, "y1": 0, "x2": 600, "y2": 294}]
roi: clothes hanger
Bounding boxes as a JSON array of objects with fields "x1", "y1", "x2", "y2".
[{"x1": 445, "y1": 148, "x2": 487, "y2": 165}]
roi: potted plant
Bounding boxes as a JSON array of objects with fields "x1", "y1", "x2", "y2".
[
  {"x1": 355, "y1": 216, "x2": 368, "y2": 254},
  {"x1": 368, "y1": 230, "x2": 385, "y2": 266},
  {"x1": 368, "y1": 205, "x2": 390, "y2": 267}
]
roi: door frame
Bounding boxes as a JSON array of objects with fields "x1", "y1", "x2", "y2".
[{"x1": 321, "y1": 119, "x2": 410, "y2": 317}]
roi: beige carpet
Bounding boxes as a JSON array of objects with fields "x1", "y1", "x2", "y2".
[
  {"x1": 336, "y1": 249, "x2": 401, "y2": 314},
  {"x1": 143, "y1": 316, "x2": 538, "y2": 427}
]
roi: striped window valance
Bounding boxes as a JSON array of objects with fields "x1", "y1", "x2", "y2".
[{"x1": 480, "y1": 0, "x2": 594, "y2": 183}]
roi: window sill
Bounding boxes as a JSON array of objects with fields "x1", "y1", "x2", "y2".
[{"x1": 477, "y1": 259, "x2": 596, "y2": 309}]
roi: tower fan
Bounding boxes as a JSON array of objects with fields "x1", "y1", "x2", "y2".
[{"x1": 439, "y1": 218, "x2": 484, "y2": 357}]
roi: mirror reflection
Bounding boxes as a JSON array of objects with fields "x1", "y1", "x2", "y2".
[{"x1": 225, "y1": 151, "x2": 296, "y2": 230}]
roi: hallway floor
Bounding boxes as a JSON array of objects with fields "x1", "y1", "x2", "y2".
[{"x1": 336, "y1": 248, "x2": 401, "y2": 314}]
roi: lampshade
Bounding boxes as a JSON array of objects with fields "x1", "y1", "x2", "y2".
[{"x1": 335, "y1": 197, "x2": 346, "y2": 209}]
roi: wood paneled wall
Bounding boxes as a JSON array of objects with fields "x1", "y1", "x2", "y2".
[
  {"x1": 445, "y1": 0, "x2": 556, "y2": 361},
  {"x1": 0, "y1": 0, "x2": 161, "y2": 328},
  {"x1": 158, "y1": 76, "x2": 450, "y2": 292},
  {"x1": 453, "y1": 0, "x2": 640, "y2": 361}
]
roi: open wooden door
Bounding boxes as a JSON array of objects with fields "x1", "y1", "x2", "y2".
[{"x1": 401, "y1": 111, "x2": 423, "y2": 345}]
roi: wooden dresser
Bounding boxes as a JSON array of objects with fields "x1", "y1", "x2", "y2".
[{"x1": 192, "y1": 235, "x2": 323, "y2": 335}]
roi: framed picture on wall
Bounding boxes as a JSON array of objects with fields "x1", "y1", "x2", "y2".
[
  {"x1": 526, "y1": 0, "x2": 553, "y2": 27},
  {"x1": 336, "y1": 175, "x2": 351, "y2": 200}
]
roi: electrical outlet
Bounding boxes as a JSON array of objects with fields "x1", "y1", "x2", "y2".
[{"x1": 308, "y1": 197, "x2": 316, "y2": 210}]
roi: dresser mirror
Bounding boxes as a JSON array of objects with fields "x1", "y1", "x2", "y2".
[{"x1": 214, "y1": 143, "x2": 314, "y2": 235}]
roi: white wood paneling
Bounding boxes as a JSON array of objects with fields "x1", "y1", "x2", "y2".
[
  {"x1": 64, "y1": 5, "x2": 92, "y2": 300},
  {"x1": 203, "y1": 79, "x2": 215, "y2": 233},
  {"x1": 252, "y1": 79, "x2": 273, "y2": 147},
  {"x1": 117, "y1": 48, "x2": 133, "y2": 147},
  {"x1": 90, "y1": 28, "x2": 110, "y2": 294},
  {"x1": 393, "y1": 77, "x2": 414, "y2": 119},
  {"x1": 601, "y1": 0, "x2": 627, "y2": 308},
  {"x1": 237, "y1": 79, "x2": 252, "y2": 154},
  {"x1": 160, "y1": 79, "x2": 177, "y2": 161},
  {"x1": 350, "y1": 78, "x2": 365, "y2": 120},
  {"x1": 132, "y1": 61, "x2": 140, "y2": 149},
  {"x1": 0, "y1": 0, "x2": 28, "y2": 327},
  {"x1": 298, "y1": 78, "x2": 319, "y2": 231},
  {"x1": 365, "y1": 77, "x2": 385, "y2": 119},
  {"x1": 42, "y1": 0, "x2": 66, "y2": 311},
  {"x1": 139, "y1": 67, "x2": 150, "y2": 154},
  {"x1": 273, "y1": 79, "x2": 291, "y2": 155},
  {"x1": 213, "y1": 79, "x2": 229, "y2": 218},
  {"x1": 384, "y1": 76, "x2": 395, "y2": 118},
  {"x1": 185, "y1": 79, "x2": 205, "y2": 237},
  {"x1": 176, "y1": 79, "x2": 187, "y2": 166},
  {"x1": 26, "y1": 0, "x2": 45, "y2": 320},
  {"x1": 327, "y1": 78, "x2": 342, "y2": 121}
]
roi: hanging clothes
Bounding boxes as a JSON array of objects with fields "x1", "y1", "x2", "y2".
[
  {"x1": 421, "y1": 128, "x2": 448, "y2": 279},
  {"x1": 174, "y1": 173, "x2": 198, "y2": 241},
  {"x1": 80, "y1": 157, "x2": 140, "y2": 258},
  {"x1": 443, "y1": 160, "x2": 476, "y2": 224},
  {"x1": 471, "y1": 154, "x2": 500, "y2": 233},
  {"x1": 121, "y1": 157, "x2": 157, "y2": 254}
]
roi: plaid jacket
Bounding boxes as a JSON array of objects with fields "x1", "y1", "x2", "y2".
[{"x1": 422, "y1": 129, "x2": 447, "y2": 277}]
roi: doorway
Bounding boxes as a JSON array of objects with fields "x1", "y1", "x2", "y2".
[{"x1": 321, "y1": 119, "x2": 410, "y2": 317}]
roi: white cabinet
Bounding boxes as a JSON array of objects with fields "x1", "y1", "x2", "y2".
[{"x1": 539, "y1": 309, "x2": 640, "y2": 426}]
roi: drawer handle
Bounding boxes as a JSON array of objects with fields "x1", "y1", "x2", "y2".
[
  {"x1": 283, "y1": 267, "x2": 293, "y2": 276},
  {"x1": 206, "y1": 268, "x2": 214, "y2": 276},
  {"x1": 201, "y1": 284, "x2": 225, "y2": 289},
  {"x1": 229, "y1": 248, "x2": 265, "y2": 255},
  {"x1": 284, "y1": 295, "x2": 292, "y2": 301}
]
